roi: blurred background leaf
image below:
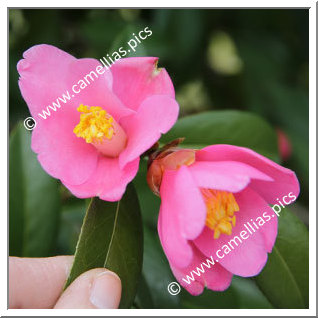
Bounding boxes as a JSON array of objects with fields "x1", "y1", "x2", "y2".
[
  {"x1": 57, "y1": 200, "x2": 86, "y2": 255},
  {"x1": 134, "y1": 274, "x2": 155, "y2": 309},
  {"x1": 9, "y1": 122, "x2": 60, "y2": 257},
  {"x1": 161, "y1": 110, "x2": 280, "y2": 162},
  {"x1": 134, "y1": 159, "x2": 161, "y2": 228},
  {"x1": 181, "y1": 276, "x2": 273, "y2": 309},
  {"x1": 137, "y1": 226, "x2": 181, "y2": 308}
]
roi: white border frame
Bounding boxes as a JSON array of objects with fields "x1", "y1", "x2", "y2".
[{"x1": 3, "y1": 1, "x2": 316, "y2": 316}]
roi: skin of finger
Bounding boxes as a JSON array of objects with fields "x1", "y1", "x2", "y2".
[
  {"x1": 54, "y1": 268, "x2": 121, "y2": 309},
  {"x1": 9, "y1": 255, "x2": 74, "y2": 309}
]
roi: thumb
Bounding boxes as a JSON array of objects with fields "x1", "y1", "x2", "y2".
[{"x1": 54, "y1": 268, "x2": 121, "y2": 309}]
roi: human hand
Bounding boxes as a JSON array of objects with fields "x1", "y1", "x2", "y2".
[{"x1": 9, "y1": 256, "x2": 122, "y2": 309}]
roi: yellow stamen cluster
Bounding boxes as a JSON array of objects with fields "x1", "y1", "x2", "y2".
[
  {"x1": 73, "y1": 105, "x2": 114, "y2": 144},
  {"x1": 202, "y1": 189, "x2": 239, "y2": 239}
]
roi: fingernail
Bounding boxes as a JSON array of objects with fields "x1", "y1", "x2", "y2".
[{"x1": 89, "y1": 271, "x2": 121, "y2": 309}]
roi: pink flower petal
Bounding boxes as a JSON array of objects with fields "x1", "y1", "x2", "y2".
[
  {"x1": 172, "y1": 267, "x2": 204, "y2": 296},
  {"x1": 110, "y1": 57, "x2": 175, "y2": 111},
  {"x1": 18, "y1": 45, "x2": 133, "y2": 123},
  {"x1": 18, "y1": 44, "x2": 133, "y2": 185},
  {"x1": 119, "y1": 95, "x2": 179, "y2": 168},
  {"x1": 158, "y1": 207, "x2": 193, "y2": 269},
  {"x1": 63, "y1": 156, "x2": 139, "y2": 202},
  {"x1": 31, "y1": 118, "x2": 98, "y2": 185},
  {"x1": 244, "y1": 188, "x2": 278, "y2": 253},
  {"x1": 196, "y1": 145, "x2": 300, "y2": 204},
  {"x1": 158, "y1": 169, "x2": 203, "y2": 269},
  {"x1": 174, "y1": 166, "x2": 207, "y2": 239},
  {"x1": 171, "y1": 244, "x2": 232, "y2": 295},
  {"x1": 67, "y1": 58, "x2": 133, "y2": 121},
  {"x1": 189, "y1": 161, "x2": 272, "y2": 193},
  {"x1": 195, "y1": 187, "x2": 270, "y2": 277},
  {"x1": 17, "y1": 45, "x2": 75, "y2": 117}
]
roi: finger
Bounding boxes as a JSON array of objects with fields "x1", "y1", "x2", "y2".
[
  {"x1": 9, "y1": 256, "x2": 74, "y2": 309},
  {"x1": 54, "y1": 268, "x2": 121, "y2": 309}
]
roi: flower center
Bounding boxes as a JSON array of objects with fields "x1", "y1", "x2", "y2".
[
  {"x1": 73, "y1": 104, "x2": 127, "y2": 157},
  {"x1": 73, "y1": 105, "x2": 114, "y2": 143},
  {"x1": 201, "y1": 189, "x2": 239, "y2": 239}
]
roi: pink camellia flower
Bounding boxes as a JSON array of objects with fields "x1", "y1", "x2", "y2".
[
  {"x1": 147, "y1": 144, "x2": 299, "y2": 295},
  {"x1": 17, "y1": 44, "x2": 179, "y2": 201},
  {"x1": 277, "y1": 128, "x2": 292, "y2": 161}
]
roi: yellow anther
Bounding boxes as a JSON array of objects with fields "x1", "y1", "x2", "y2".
[
  {"x1": 202, "y1": 189, "x2": 239, "y2": 239},
  {"x1": 73, "y1": 105, "x2": 114, "y2": 144}
]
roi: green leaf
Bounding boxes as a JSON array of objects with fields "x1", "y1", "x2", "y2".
[
  {"x1": 181, "y1": 284, "x2": 238, "y2": 309},
  {"x1": 110, "y1": 24, "x2": 148, "y2": 57},
  {"x1": 64, "y1": 183, "x2": 143, "y2": 309},
  {"x1": 140, "y1": 226, "x2": 181, "y2": 308},
  {"x1": 57, "y1": 201, "x2": 86, "y2": 255},
  {"x1": 134, "y1": 274, "x2": 155, "y2": 309},
  {"x1": 9, "y1": 122, "x2": 60, "y2": 257},
  {"x1": 133, "y1": 159, "x2": 161, "y2": 228},
  {"x1": 255, "y1": 209, "x2": 309, "y2": 308},
  {"x1": 161, "y1": 110, "x2": 279, "y2": 162},
  {"x1": 181, "y1": 276, "x2": 272, "y2": 309},
  {"x1": 230, "y1": 277, "x2": 273, "y2": 309}
]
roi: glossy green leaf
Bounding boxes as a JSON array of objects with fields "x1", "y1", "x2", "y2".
[
  {"x1": 231, "y1": 277, "x2": 273, "y2": 309},
  {"x1": 133, "y1": 159, "x2": 161, "y2": 228},
  {"x1": 9, "y1": 122, "x2": 60, "y2": 257},
  {"x1": 134, "y1": 274, "x2": 155, "y2": 309},
  {"x1": 255, "y1": 208, "x2": 309, "y2": 308},
  {"x1": 161, "y1": 110, "x2": 279, "y2": 162},
  {"x1": 181, "y1": 276, "x2": 272, "y2": 309},
  {"x1": 110, "y1": 24, "x2": 148, "y2": 57},
  {"x1": 57, "y1": 201, "x2": 86, "y2": 255},
  {"x1": 140, "y1": 226, "x2": 180, "y2": 308},
  {"x1": 181, "y1": 283, "x2": 238, "y2": 309},
  {"x1": 64, "y1": 183, "x2": 143, "y2": 309}
]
